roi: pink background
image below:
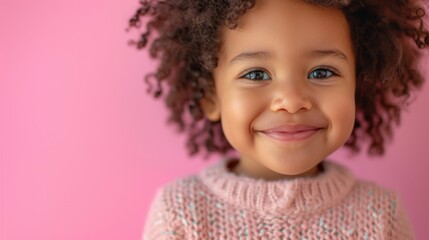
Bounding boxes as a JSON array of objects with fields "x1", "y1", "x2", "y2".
[{"x1": 1, "y1": 0, "x2": 428, "y2": 239}]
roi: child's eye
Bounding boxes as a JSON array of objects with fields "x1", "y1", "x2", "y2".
[
  {"x1": 241, "y1": 70, "x2": 271, "y2": 81},
  {"x1": 308, "y1": 68, "x2": 337, "y2": 79}
]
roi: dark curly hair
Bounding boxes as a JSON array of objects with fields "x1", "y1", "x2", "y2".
[{"x1": 127, "y1": 0, "x2": 428, "y2": 156}]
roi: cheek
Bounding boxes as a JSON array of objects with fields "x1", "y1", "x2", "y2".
[
  {"x1": 336, "y1": 100, "x2": 356, "y2": 132},
  {"x1": 322, "y1": 90, "x2": 356, "y2": 140},
  {"x1": 219, "y1": 89, "x2": 264, "y2": 143},
  {"x1": 221, "y1": 89, "x2": 262, "y2": 121}
]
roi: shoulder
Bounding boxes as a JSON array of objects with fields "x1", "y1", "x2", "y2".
[
  {"x1": 152, "y1": 174, "x2": 216, "y2": 221},
  {"x1": 344, "y1": 179, "x2": 414, "y2": 239},
  {"x1": 143, "y1": 175, "x2": 210, "y2": 239},
  {"x1": 155, "y1": 159, "x2": 231, "y2": 207},
  {"x1": 346, "y1": 179, "x2": 401, "y2": 216},
  {"x1": 157, "y1": 174, "x2": 209, "y2": 203},
  {"x1": 349, "y1": 179, "x2": 397, "y2": 202}
]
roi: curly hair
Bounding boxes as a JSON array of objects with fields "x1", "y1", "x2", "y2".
[{"x1": 127, "y1": 0, "x2": 428, "y2": 156}]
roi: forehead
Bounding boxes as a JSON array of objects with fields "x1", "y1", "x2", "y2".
[{"x1": 218, "y1": 0, "x2": 354, "y2": 63}]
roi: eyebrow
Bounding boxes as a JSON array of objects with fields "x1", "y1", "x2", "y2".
[
  {"x1": 229, "y1": 49, "x2": 348, "y2": 65},
  {"x1": 311, "y1": 49, "x2": 349, "y2": 62},
  {"x1": 229, "y1": 51, "x2": 272, "y2": 65}
]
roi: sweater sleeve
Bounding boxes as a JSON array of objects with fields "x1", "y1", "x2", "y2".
[
  {"x1": 392, "y1": 194, "x2": 414, "y2": 240},
  {"x1": 142, "y1": 188, "x2": 182, "y2": 240}
]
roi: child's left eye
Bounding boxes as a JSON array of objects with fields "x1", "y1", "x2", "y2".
[{"x1": 308, "y1": 68, "x2": 336, "y2": 79}]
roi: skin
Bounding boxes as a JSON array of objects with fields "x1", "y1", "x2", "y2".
[{"x1": 202, "y1": 0, "x2": 356, "y2": 180}]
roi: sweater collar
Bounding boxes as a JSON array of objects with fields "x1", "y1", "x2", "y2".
[{"x1": 198, "y1": 158, "x2": 355, "y2": 215}]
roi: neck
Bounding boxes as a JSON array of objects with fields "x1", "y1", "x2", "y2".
[
  {"x1": 230, "y1": 158, "x2": 324, "y2": 181},
  {"x1": 199, "y1": 159, "x2": 355, "y2": 214}
]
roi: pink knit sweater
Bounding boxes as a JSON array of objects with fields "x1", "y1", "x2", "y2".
[{"x1": 143, "y1": 159, "x2": 413, "y2": 239}]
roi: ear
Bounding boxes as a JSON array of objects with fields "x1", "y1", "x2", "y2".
[{"x1": 199, "y1": 93, "x2": 221, "y2": 121}]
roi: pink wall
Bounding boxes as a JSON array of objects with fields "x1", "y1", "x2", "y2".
[{"x1": 1, "y1": 0, "x2": 428, "y2": 239}]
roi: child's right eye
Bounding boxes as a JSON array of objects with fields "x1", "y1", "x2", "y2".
[{"x1": 241, "y1": 70, "x2": 271, "y2": 81}]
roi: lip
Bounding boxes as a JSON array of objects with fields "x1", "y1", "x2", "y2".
[{"x1": 258, "y1": 124, "x2": 323, "y2": 141}]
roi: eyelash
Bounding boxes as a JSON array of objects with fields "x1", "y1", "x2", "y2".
[
  {"x1": 308, "y1": 66, "x2": 339, "y2": 79},
  {"x1": 239, "y1": 66, "x2": 339, "y2": 81},
  {"x1": 240, "y1": 69, "x2": 271, "y2": 81}
]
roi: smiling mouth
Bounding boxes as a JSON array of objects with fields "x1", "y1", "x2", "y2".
[{"x1": 259, "y1": 125, "x2": 323, "y2": 141}]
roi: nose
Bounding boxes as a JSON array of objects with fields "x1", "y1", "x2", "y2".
[{"x1": 270, "y1": 82, "x2": 312, "y2": 113}]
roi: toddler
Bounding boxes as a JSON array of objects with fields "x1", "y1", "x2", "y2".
[{"x1": 128, "y1": 0, "x2": 428, "y2": 239}]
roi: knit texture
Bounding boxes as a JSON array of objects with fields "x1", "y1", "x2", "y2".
[{"x1": 143, "y1": 159, "x2": 414, "y2": 239}]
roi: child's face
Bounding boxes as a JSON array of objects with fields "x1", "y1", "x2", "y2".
[{"x1": 204, "y1": 0, "x2": 356, "y2": 179}]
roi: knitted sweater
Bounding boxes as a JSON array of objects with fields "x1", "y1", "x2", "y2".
[{"x1": 143, "y1": 159, "x2": 414, "y2": 239}]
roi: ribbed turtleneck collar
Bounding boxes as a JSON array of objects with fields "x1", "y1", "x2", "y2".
[{"x1": 198, "y1": 159, "x2": 356, "y2": 215}]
